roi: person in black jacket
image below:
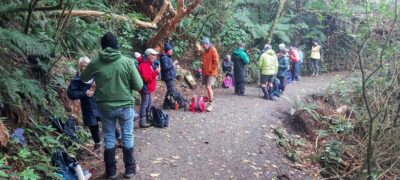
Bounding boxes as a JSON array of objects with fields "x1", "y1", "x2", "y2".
[
  {"x1": 67, "y1": 57, "x2": 120, "y2": 154},
  {"x1": 222, "y1": 55, "x2": 233, "y2": 77},
  {"x1": 160, "y1": 43, "x2": 185, "y2": 109}
]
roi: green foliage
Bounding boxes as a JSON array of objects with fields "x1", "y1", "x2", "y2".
[
  {"x1": 321, "y1": 139, "x2": 344, "y2": 164},
  {"x1": 0, "y1": 28, "x2": 49, "y2": 56},
  {"x1": 330, "y1": 116, "x2": 353, "y2": 134}
]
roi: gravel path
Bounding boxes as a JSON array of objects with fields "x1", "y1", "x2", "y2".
[{"x1": 84, "y1": 72, "x2": 345, "y2": 180}]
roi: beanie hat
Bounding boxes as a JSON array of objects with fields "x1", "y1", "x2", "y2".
[
  {"x1": 101, "y1": 32, "x2": 119, "y2": 50},
  {"x1": 164, "y1": 43, "x2": 173, "y2": 51},
  {"x1": 200, "y1": 37, "x2": 211, "y2": 45}
]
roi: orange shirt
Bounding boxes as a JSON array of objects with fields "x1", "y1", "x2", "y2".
[{"x1": 201, "y1": 46, "x2": 219, "y2": 77}]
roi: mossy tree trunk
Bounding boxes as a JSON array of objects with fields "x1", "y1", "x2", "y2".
[{"x1": 266, "y1": 0, "x2": 286, "y2": 44}]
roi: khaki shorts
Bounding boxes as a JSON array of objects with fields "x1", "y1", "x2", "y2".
[{"x1": 203, "y1": 76, "x2": 216, "y2": 86}]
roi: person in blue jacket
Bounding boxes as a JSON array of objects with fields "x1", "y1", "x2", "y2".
[
  {"x1": 67, "y1": 57, "x2": 120, "y2": 154},
  {"x1": 160, "y1": 42, "x2": 185, "y2": 109},
  {"x1": 277, "y1": 48, "x2": 289, "y2": 93}
]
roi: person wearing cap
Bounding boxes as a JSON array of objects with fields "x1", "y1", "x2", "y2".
[
  {"x1": 160, "y1": 43, "x2": 184, "y2": 109},
  {"x1": 232, "y1": 41, "x2": 249, "y2": 96},
  {"x1": 258, "y1": 44, "x2": 278, "y2": 100},
  {"x1": 138, "y1": 48, "x2": 159, "y2": 128},
  {"x1": 200, "y1": 37, "x2": 219, "y2": 112},
  {"x1": 81, "y1": 32, "x2": 143, "y2": 179}
]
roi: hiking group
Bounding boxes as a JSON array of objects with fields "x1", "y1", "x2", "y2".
[{"x1": 66, "y1": 32, "x2": 322, "y2": 179}]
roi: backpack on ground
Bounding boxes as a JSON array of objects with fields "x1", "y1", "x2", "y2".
[
  {"x1": 189, "y1": 95, "x2": 207, "y2": 112},
  {"x1": 222, "y1": 76, "x2": 233, "y2": 88},
  {"x1": 150, "y1": 106, "x2": 169, "y2": 128}
]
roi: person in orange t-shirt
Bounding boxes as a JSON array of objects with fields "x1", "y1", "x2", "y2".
[{"x1": 200, "y1": 37, "x2": 219, "y2": 112}]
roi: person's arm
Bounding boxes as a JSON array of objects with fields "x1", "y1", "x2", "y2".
[
  {"x1": 240, "y1": 51, "x2": 250, "y2": 65},
  {"x1": 161, "y1": 56, "x2": 174, "y2": 71},
  {"x1": 130, "y1": 62, "x2": 144, "y2": 91},
  {"x1": 212, "y1": 48, "x2": 220, "y2": 75},
  {"x1": 274, "y1": 56, "x2": 279, "y2": 73},
  {"x1": 138, "y1": 65, "x2": 154, "y2": 84},
  {"x1": 284, "y1": 57, "x2": 289, "y2": 70},
  {"x1": 67, "y1": 80, "x2": 87, "y2": 100},
  {"x1": 80, "y1": 61, "x2": 95, "y2": 82}
]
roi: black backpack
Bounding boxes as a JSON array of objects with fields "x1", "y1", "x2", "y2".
[{"x1": 150, "y1": 106, "x2": 169, "y2": 128}]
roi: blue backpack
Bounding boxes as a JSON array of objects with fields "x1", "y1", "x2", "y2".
[
  {"x1": 297, "y1": 49, "x2": 304, "y2": 63},
  {"x1": 150, "y1": 106, "x2": 169, "y2": 128}
]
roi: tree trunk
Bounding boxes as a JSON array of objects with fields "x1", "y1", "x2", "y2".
[
  {"x1": 147, "y1": 0, "x2": 202, "y2": 49},
  {"x1": 266, "y1": 0, "x2": 286, "y2": 44}
]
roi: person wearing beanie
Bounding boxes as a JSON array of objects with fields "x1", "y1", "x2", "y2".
[
  {"x1": 81, "y1": 32, "x2": 143, "y2": 179},
  {"x1": 200, "y1": 37, "x2": 219, "y2": 112},
  {"x1": 138, "y1": 48, "x2": 159, "y2": 128},
  {"x1": 232, "y1": 41, "x2": 249, "y2": 96},
  {"x1": 159, "y1": 42, "x2": 185, "y2": 110}
]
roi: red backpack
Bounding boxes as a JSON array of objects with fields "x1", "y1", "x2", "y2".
[{"x1": 189, "y1": 95, "x2": 207, "y2": 112}]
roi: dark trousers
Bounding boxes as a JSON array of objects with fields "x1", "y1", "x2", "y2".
[
  {"x1": 165, "y1": 79, "x2": 176, "y2": 96},
  {"x1": 235, "y1": 82, "x2": 245, "y2": 95},
  {"x1": 311, "y1": 58, "x2": 320, "y2": 74},
  {"x1": 278, "y1": 76, "x2": 287, "y2": 92},
  {"x1": 140, "y1": 91, "x2": 152, "y2": 119},
  {"x1": 291, "y1": 62, "x2": 300, "y2": 81}
]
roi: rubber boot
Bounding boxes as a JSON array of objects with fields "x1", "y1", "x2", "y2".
[
  {"x1": 123, "y1": 147, "x2": 136, "y2": 179},
  {"x1": 104, "y1": 148, "x2": 117, "y2": 179},
  {"x1": 139, "y1": 117, "x2": 150, "y2": 128},
  {"x1": 261, "y1": 87, "x2": 270, "y2": 100}
]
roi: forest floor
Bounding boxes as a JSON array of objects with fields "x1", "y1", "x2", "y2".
[{"x1": 81, "y1": 72, "x2": 347, "y2": 180}]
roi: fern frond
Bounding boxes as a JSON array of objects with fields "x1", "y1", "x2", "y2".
[{"x1": 0, "y1": 29, "x2": 49, "y2": 56}]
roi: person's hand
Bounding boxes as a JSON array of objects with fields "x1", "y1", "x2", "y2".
[{"x1": 86, "y1": 90, "x2": 94, "y2": 97}]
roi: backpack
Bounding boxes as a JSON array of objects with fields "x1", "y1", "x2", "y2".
[
  {"x1": 222, "y1": 76, "x2": 233, "y2": 88},
  {"x1": 150, "y1": 106, "x2": 169, "y2": 128},
  {"x1": 297, "y1": 49, "x2": 304, "y2": 63},
  {"x1": 189, "y1": 95, "x2": 207, "y2": 112}
]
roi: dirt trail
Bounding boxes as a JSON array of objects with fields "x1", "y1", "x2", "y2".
[{"x1": 83, "y1": 72, "x2": 346, "y2": 180}]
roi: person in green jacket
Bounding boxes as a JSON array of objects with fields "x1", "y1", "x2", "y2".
[
  {"x1": 258, "y1": 44, "x2": 278, "y2": 100},
  {"x1": 232, "y1": 42, "x2": 250, "y2": 96},
  {"x1": 81, "y1": 32, "x2": 143, "y2": 179}
]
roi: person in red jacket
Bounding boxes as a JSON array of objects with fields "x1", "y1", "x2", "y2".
[
  {"x1": 138, "y1": 48, "x2": 160, "y2": 128},
  {"x1": 289, "y1": 46, "x2": 300, "y2": 82}
]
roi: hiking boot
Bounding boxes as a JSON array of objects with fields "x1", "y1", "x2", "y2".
[
  {"x1": 93, "y1": 142, "x2": 102, "y2": 155},
  {"x1": 146, "y1": 112, "x2": 153, "y2": 125},
  {"x1": 104, "y1": 148, "x2": 117, "y2": 179},
  {"x1": 122, "y1": 147, "x2": 136, "y2": 179},
  {"x1": 206, "y1": 102, "x2": 214, "y2": 112},
  {"x1": 139, "y1": 118, "x2": 150, "y2": 128}
]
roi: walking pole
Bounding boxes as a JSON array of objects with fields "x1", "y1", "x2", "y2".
[{"x1": 258, "y1": 73, "x2": 261, "y2": 97}]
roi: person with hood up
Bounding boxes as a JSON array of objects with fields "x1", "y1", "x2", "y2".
[
  {"x1": 200, "y1": 37, "x2": 219, "y2": 112},
  {"x1": 81, "y1": 32, "x2": 143, "y2": 179},
  {"x1": 258, "y1": 44, "x2": 278, "y2": 100},
  {"x1": 232, "y1": 42, "x2": 250, "y2": 96},
  {"x1": 138, "y1": 48, "x2": 159, "y2": 128}
]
